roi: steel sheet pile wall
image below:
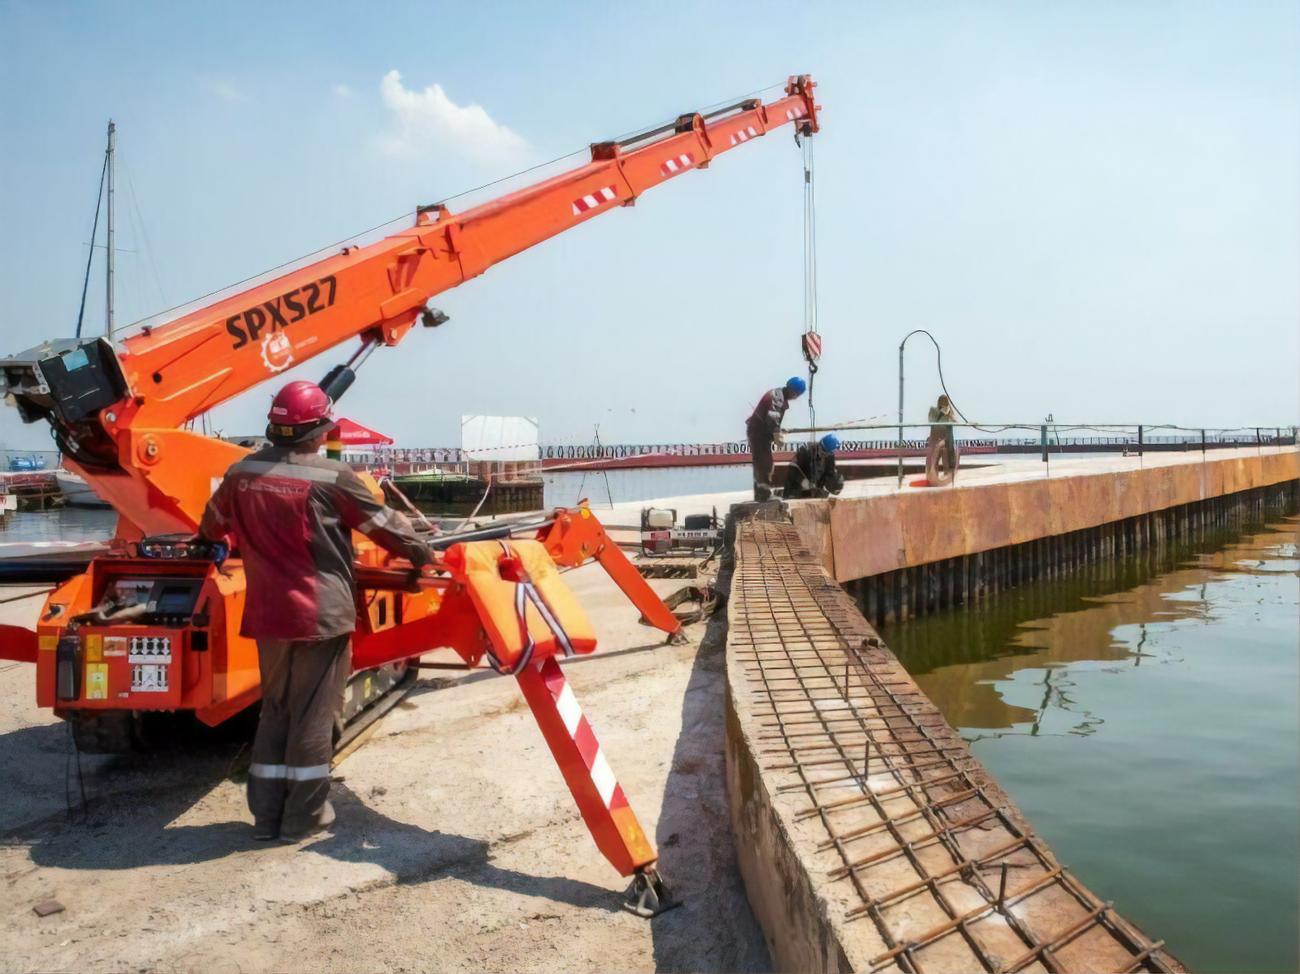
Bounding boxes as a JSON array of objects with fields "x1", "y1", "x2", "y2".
[
  {"x1": 724, "y1": 516, "x2": 1181, "y2": 974},
  {"x1": 790, "y1": 449, "x2": 1300, "y2": 585},
  {"x1": 847, "y1": 481, "x2": 1299, "y2": 627}
]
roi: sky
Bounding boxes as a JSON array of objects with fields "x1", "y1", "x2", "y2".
[{"x1": 1, "y1": 1, "x2": 1296, "y2": 449}]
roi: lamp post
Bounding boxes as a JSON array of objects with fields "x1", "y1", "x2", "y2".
[{"x1": 897, "y1": 329, "x2": 942, "y2": 487}]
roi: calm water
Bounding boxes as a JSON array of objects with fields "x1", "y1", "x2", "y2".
[
  {"x1": 542, "y1": 464, "x2": 752, "y2": 508},
  {"x1": 883, "y1": 515, "x2": 1299, "y2": 973},
  {"x1": 0, "y1": 506, "x2": 117, "y2": 545}
]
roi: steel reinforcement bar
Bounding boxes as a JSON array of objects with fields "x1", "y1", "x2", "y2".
[{"x1": 726, "y1": 513, "x2": 1182, "y2": 973}]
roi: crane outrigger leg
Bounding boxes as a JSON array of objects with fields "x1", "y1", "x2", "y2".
[{"x1": 514, "y1": 655, "x2": 676, "y2": 916}]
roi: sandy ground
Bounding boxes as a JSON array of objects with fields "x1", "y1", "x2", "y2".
[{"x1": 0, "y1": 567, "x2": 769, "y2": 973}]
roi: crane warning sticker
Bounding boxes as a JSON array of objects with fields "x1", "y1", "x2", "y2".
[
  {"x1": 85, "y1": 663, "x2": 108, "y2": 700},
  {"x1": 226, "y1": 274, "x2": 338, "y2": 352}
]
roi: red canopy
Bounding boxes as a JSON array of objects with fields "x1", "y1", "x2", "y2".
[{"x1": 334, "y1": 417, "x2": 394, "y2": 446}]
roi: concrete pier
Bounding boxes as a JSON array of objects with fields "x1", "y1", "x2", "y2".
[
  {"x1": 724, "y1": 517, "x2": 1181, "y2": 973},
  {"x1": 788, "y1": 447, "x2": 1299, "y2": 585},
  {"x1": 846, "y1": 479, "x2": 1298, "y2": 628},
  {"x1": 722, "y1": 447, "x2": 1297, "y2": 972}
]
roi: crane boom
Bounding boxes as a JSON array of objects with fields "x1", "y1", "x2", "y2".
[{"x1": 0, "y1": 77, "x2": 819, "y2": 536}]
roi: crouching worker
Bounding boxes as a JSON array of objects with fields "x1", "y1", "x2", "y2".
[
  {"x1": 199, "y1": 380, "x2": 433, "y2": 843},
  {"x1": 784, "y1": 434, "x2": 845, "y2": 499}
]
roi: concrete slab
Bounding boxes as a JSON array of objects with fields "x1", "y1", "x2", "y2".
[{"x1": 724, "y1": 516, "x2": 1183, "y2": 973}]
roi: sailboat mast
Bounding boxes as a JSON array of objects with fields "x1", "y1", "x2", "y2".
[{"x1": 105, "y1": 119, "x2": 115, "y2": 337}]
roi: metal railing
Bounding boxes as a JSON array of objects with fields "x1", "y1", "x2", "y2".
[
  {"x1": 338, "y1": 424, "x2": 1297, "y2": 485},
  {"x1": 782, "y1": 421, "x2": 1299, "y2": 486}
]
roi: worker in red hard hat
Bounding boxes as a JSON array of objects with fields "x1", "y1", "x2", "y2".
[
  {"x1": 199, "y1": 379, "x2": 432, "y2": 843},
  {"x1": 746, "y1": 376, "x2": 805, "y2": 501}
]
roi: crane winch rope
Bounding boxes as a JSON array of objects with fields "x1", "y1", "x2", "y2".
[{"x1": 797, "y1": 122, "x2": 821, "y2": 440}]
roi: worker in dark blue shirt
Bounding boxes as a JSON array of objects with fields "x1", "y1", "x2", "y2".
[{"x1": 784, "y1": 434, "x2": 844, "y2": 499}]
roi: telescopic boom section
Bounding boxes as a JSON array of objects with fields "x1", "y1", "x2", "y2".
[
  {"x1": 0, "y1": 76, "x2": 817, "y2": 535},
  {"x1": 118, "y1": 76, "x2": 819, "y2": 430}
]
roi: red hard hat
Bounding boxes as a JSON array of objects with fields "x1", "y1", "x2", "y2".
[{"x1": 268, "y1": 381, "x2": 332, "y2": 427}]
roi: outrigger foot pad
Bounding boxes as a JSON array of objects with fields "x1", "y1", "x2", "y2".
[{"x1": 623, "y1": 866, "x2": 680, "y2": 918}]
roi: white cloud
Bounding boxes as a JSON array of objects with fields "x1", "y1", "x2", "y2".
[
  {"x1": 202, "y1": 79, "x2": 244, "y2": 102},
  {"x1": 332, "y1": 83, "x2": 353, "y2": 98},
  {"x1": 378, "y1": 70, "x2": 527, "y2": 163}
]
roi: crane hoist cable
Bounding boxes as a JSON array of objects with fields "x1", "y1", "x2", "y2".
[{"x1": 797, "y1": 124, "x2": 821, "y2": 440}]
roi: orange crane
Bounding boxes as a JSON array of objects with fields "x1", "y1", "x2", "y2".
[{"x1": 0, "y1": 76, "x2": 820, "y2": 912}]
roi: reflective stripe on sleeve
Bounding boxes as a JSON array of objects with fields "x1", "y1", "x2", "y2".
[
  {"x1": 250, "y1": 763, "x2": 287, "y2": 779},
  {"x1": 285, "y1": 764, "x2": 332, "y2": 781}
]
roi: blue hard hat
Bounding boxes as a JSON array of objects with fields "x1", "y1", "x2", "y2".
[
  {"x1": 820, "y1": 433, "x2": 840, "y2": 453},
  {"x1": 786, "y1": 376, "x2": 807, "y2": 396}
]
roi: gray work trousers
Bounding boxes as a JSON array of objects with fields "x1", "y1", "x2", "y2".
[
  {"x1": 747, "y1": 423, "x2": 775, "y2": 501},
  {"x1": 249, "y1": 635, "x2": 351, "y2": 834}
]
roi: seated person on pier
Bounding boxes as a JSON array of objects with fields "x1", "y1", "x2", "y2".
[{"x1": 783, "y1": 434, "x2": 844, "y2": 499}]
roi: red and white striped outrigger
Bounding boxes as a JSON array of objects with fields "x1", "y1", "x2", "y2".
[{"x1": 516, "y1": 655, "x2": 673, "y2": 916}]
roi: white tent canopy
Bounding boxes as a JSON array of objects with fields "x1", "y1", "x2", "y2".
[{"x1": 460, "y1": 415, "x2": 539, "y2": 461}]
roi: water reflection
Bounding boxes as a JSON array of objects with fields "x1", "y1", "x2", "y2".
[
  {"x1": 884, "y1": 514, "x2": 1299, "y2": 974},
  {"x1": 886, "y1": 517, "x2": 1299, "y2": 738},
  {"x1": 542, "y1": 464, "x2": 751, "y2": 508},
  {"x1": 0, "y1": 506, "x2": 117, "y2": 545}
]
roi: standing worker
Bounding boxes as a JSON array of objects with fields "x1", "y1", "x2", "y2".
[
  {"x1": 926, "y1": 394, "x2": 959, "y2": 484},
  {"x1": 746, "y1": 376, "x2": 806, "y2": 500},
  {"x1": 199, "y1": 380, "x2": 432, "y2": 843},
  {"x1": 784, "y1": 433, "x2": 845, "y2": 499}
]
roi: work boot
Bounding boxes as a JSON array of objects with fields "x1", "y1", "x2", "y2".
[
  {"x1": 279, "y1": 801, "x2": 336, "y2": 844},
  {"x1": 253, "y1": 820, "x2": 280, "y2": 841}
]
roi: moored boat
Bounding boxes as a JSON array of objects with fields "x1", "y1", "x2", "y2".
[{"x1": 55, "y1": 468, "x2": 111, "y2": 508}]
